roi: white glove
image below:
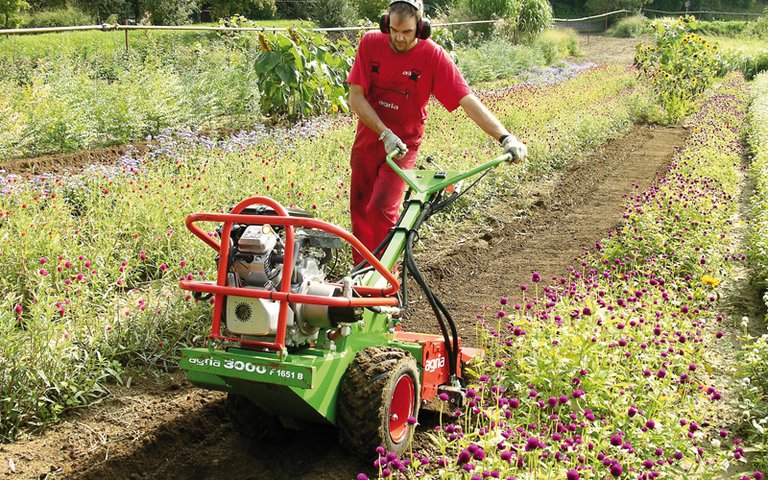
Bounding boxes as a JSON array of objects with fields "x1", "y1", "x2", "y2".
[
  {"x1": 379, "y1": 128, "x2": 408, "y2": 159},
  {"x1": 501, "y1": 134, "x2": 527, "y2": 163}
]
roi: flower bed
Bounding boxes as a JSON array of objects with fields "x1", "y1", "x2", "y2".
[
  {"x1": 0, "y1": 66, "x2": 646, "y2": 441},
  {"x1": 363, "y1": 73, "x2": 764, "y2": 479}
]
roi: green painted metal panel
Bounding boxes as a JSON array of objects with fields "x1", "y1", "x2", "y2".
[{"x1": 181, "y1": 348, "x2": 314, "y2": 389}]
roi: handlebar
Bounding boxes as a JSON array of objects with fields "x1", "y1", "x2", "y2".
[{"x1": 385, "y1": 150, "x2": 513, "y2": 197}]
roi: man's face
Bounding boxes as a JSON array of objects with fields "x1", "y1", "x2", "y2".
[{"x1": 388, "y1": 11, "x2": 418, "y2": 53}]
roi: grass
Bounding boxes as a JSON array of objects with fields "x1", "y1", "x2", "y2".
[{"x1": 713, "y1": 36, "x2": 768, "y2": 80}]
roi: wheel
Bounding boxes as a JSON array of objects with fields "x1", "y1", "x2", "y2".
[
  {"x1": 337, "y1": 346, "x2": 421, "y2": 458},
  {"x1": 225, "y1": 393, "x2": 287, "y2": 442}
]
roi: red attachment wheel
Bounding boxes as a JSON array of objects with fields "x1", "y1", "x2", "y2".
[
  {"x1": 389, "y1": 374, "x2": 416, "y2": 443},
  {"x1": 338, "y1": 346, "x2": 421, "y2": 458}
]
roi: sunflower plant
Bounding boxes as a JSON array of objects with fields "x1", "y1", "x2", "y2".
[{"x1": 634, "y1": 16, "x2": 721, "y2": 123}]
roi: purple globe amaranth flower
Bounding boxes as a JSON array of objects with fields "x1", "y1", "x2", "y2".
[
  {"x1": 566, "y1": 470, "x2": 580, "y2": 480},
  {"x1": 609, "y1": 462, "x2": 623, "y2": 477},
  {"x1": 532, "y1": 272, "x2": 541, "y2": 283},
  {"x1": 610, "y1": 434, "x2": 622, "y2": 446},
  {"x1": 457, "y1": 449, "x2": 471, "y2": 465}
]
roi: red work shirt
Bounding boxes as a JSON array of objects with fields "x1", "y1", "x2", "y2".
[{"x1": 347, "y1": 31, "x2": 471, "y2": 151}]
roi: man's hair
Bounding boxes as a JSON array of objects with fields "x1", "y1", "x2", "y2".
[{"x1": 389, "y1": 0, "x2": 423, "y2": 20}]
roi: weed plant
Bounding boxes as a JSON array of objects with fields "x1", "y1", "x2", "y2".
[
  {"x1": 0, "y1": 66, "x2": 649, "y2": 440},
  {"x1": 607, "y1": 15, "x2": 649, "y2": 38}
]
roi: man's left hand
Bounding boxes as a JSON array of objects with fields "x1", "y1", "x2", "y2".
[{"x1": 501, "y1": 135, "x2": 527, "y2": 163}]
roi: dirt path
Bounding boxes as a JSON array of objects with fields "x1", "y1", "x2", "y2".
[
  {"x1": 401, "y1": 125, "x2": 685, "y2": 344},
  {"x1": 0, "y1": 123, "x2": 687, "y2": 480}
]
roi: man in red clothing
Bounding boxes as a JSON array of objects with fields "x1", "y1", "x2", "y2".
[{"x1": 347, "y1": 0, "x2": 527, "y2": 265}]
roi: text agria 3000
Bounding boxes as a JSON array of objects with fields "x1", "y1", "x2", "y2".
[{"x1": 179, "y1": 150, "x2": 512, "y2": 456}]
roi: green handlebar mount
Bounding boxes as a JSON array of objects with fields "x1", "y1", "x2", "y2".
[{"x1": 385, "y1": 150, "x2": 512, "y2": 197}]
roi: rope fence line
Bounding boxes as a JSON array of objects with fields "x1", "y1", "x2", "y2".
[
  {"x1": 0, "y1": 19, "x2": 504, "y2": 36},
  {"x1": 643, "y1": 8, "x2": 764, "y2": 17},
  {"x1": 1, "y1": 8, "x2": 764, "y2": 37}
]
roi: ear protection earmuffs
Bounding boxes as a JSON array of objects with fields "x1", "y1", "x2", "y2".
[{"x1": 379, "y1": 0, "x2": 431, "y2": 40}]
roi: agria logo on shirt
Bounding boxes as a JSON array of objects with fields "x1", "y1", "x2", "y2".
[{"x1": 378, "y1": 100, "x2": 399, "y2": 110}]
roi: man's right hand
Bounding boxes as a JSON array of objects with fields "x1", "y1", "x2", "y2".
[{"x1": 379, "y1": 129, "x2": 408, "y2": 159}]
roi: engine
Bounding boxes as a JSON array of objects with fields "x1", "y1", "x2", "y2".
[{"x1": 222, "y1": 207, "x2": 360, "y2": 348}]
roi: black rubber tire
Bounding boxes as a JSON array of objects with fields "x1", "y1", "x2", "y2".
[
  {"x1": 337, "y1": 346, "x2": 420, "y2": 458},
  {"x1": 225, "y1": 393, "x2": 288, "y2": 442}
]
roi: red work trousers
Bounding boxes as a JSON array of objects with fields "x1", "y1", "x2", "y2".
[{"x1": 350, "y1": 143, "x2": 417, "y2": 266}]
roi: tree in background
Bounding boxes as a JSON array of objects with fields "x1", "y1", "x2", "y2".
[
  {"x1": 647, "y1": 0, "x2": 763, "y2": 11},
  {"x1": 585, "y1": 0, "x2": 651, "y2": 14},
  {"x1": 309, "y1": 0, "x2": 356, "y2": 27},
  {"x1": 516, "y1": 0, "x2": 553, "y2": 39},
  {"x1": 210, "y1": 0, "x2": 274, "y2": 20},
  {"x1": 1, "y1": 0, "x2": 30, "y2": 27},
  {"x1": 357, "y1": 0, "x2": 387, "y2": 22}
]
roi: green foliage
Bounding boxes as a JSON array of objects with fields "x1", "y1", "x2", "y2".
[
  {"x1": 634, "y1": 15, "x2": 721, "y2": 122},
  {"x1": 209, "y1": 0, "x2": 275, "y2": 21},
  {"x1": 691, "y1": 19, "x2": 749, "y2": 37},
  {"x1": 606, "y1": 14, "x2": 649, "y2": 38},
  {"x1": 310, "y1": 0, "x2": 358, "y2": 28},
  {"x1": 356, "y1": 0, "x2": 388, "y2": 22},
  {"x1": 252, "y1": 28, "x2": 353, "y2": 120},
  {"x1": 533, "y1": 27, "x2": 581, "y2": 58},
  {"x1": 585, "y1": 0, "x2": 650, "y2": 14},
  {"x1": 550, "y1": 0, "x2": 588, "y2": 18},
  {"x1": 450, "y1": 0, "x2": 517, "y2": 40},
  {"x1": 457, "y1": 29, "x2": 578, "y2": 84},
  {"x1": 734, "y1": 73, "x2": 768, "y2": 470},
  {"x1": 737, "y1": 332, "x2": 768, "y2": 473},
  {"x1": 0, "y1": 0, "x2": 30, "y2": 28},
  {"x1": 515, "y1": 0, "x2": 553, "y2": 40},
  {"x1": 744, "y1": 8, "x2": 768, "y2": 38},
  {"x1": 748, "y1": 72, "x2": 768, "y2": 290},
  {"x1": 20, "y1": 5, "x2": 94, "y2": 27},
  {"x1": 457, "y1": 37, "x2": 543, "y2": 84},
  {"x1": 140, "y1": 0, "x2": 199, "y2": 25},
  {"x1": 0, "y1": 31, "x2": 261, "y2": 158},
  {"x1": 718, "y1": 36, "x2": 768, "y2": 80}
]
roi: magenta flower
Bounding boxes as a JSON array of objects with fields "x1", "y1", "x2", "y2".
[{"x1": 531, "y1": 272, "x2": 541, "y2": 283}]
